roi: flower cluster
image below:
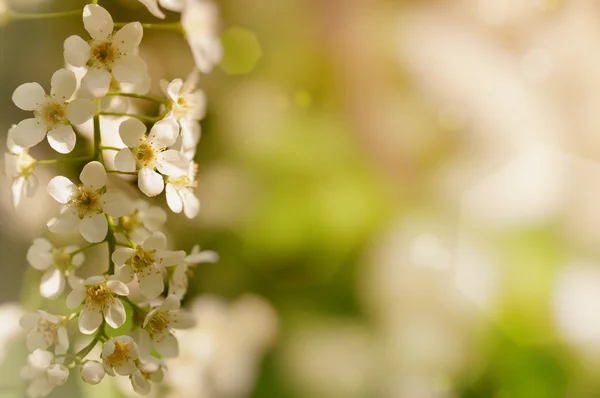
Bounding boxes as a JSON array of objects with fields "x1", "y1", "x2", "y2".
[{"x1": 6, "y1": 3, "x2": 221, "y2": 397}]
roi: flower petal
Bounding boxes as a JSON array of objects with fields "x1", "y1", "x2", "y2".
[
  {"x1": 82, "y1": 67, "x2": 112, "y2": 98},
  {"x1": 47, "y1": 176, "x2": 77, "y2": 204},
  {"x1": 26, "y1": 331, "x2": 49, "y2": 352},
  {"x1": 115, "y1": 265, "x2": 135, "y2": 283},
  {"x1": 67, "y1": 98, "x2": 96, "y2": 125},
  {"x1": 156, "y1": 150, "x2": 189, "y2": 176},
  {"x1": 66, "y1": 287, "x2": 86, "y2": 309},
  {"x1": 64, "y1": 35, "x2": 91, "y2": 67},
  {"x1": 47, "y1": 125, "x2": 76, "y2": 154},
  {"x1": 113, "y1": 22, "x2": 143, "y2": 53},
  {"x1": 119, "y1": 118, "x2": 147, "y2": 147},
  {"x1": 112, "y1": 248, "x2": 135, "y2": 266},
  {"x1": 154, "y1": 333, "x2": 178, "y2": 358},
  {"x1": 138, "y1": 168, "x2": 164, "y2": 197},
  {"x1": 113, "y1": 55, "x2": 147, "y2": 85},
  {"x1": 80, "y1": 161, "x2": 107, "y2": 190},
  {"x1": 106, "y1": 280, "x2": 130, "y2": 297},
  {"x1": 80, "y1": 213, "x2": 108, "y2": 243},
  {"x1": 48, "y1": 212, "x2": 79, "y2": 233},
  {"x1": 165, "y1": 184, "x2": 183, "y2": 214},
  {"x1": 83, "y1": 4, "x2": 114, "y2": 41},
  {"x1": 11, "y1": 118, "x2": 47, "y2": 148},
  {"x1": 138, "y1": 270, "x2": 164, "y2": 299},
  {"x1": 143, "y1": 232, "x2": 167, "y2": 251},
  {"x1": 40, "y1": 268, "x2": 65, "y2": 299},
  {"x1": 26, "y1": 238, "x2": 53, "y2": 271},
  {"x1": 169, "y1": 310, "x2": 196, "y2": 329},
  {"x1": 132, "y1": 369, "x2": 151, "y2": 395},
  {"x1": 79, "y1": 306, "x2": 103, "y2": 335},
  {"x1": 161, "y1": 294, "x2": 180, "y2": 311},
  {"x1": 102, "y1": 191, "x2": 133, "y2": 217},
  {"x1": 186, "y1": 250, "x2": 219, "y2": 264},
  {"x1": 12, "y1": 82, "x2": 46, "y2": 111},
  {"x1": 104, "y1": 299, "x2": 126, "y2": 329},
  {"x1": 149, "y1": 118, "x2": 179, "y2": 147},
  {"x1": 139, "y1": 0, "x2": 165, "y2": 18},
  {"x1": 114, "y1": 148, "x2": 136, "y2": 172},
  {"x1": 50, "y1": 69, "x2": 77, "y2": 100},
  {"x1": 182, "y1": 190, "x2": 200, "y2": 219}
]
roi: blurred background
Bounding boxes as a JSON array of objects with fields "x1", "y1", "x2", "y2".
[{"x1": 5, "y1": 0, "x2": 600, "y2": 397}]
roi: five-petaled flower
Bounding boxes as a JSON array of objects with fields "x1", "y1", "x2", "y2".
[
  {"x1": 21, "y1": 349, "x2": 69, "y2": 398},
  {"x1": 47, "y1": 161, "x2": 132, "y2": 243},
  {"x1": 64, "y1": 4, "x2": 147, "y2": 98},
  {"x1": 66, "y1": 276, "x2": 130, "y2": 334},
  {"x1": 169, "y1": 244, "x2": 219, "y2": 298},
  {"x1": 113, "y1": 231, "x2": 186, "y2": 299},
  {"x1": 101, "y1": 336, "x2": 140, "y2": 376},
  {"x1": 20, "y1": 311, "x2": 69, "y2": 356},
  {"x1": 165, "y1": 161, "x2": 201, "y2": 219},
  {"x1": 161, "y1": 71, "x2": 205, "y2": 160},
  {"x1": 115, "y1": 117, "x2": 188, "y2": 197},
  {"x1": 130, "y1": 357, "x2": 166, "y2": 395},
  {"x1": 139, "y1": 294, "x2": 195, "y2": 358},
  {"x1": 26, "y1": 238, "x2": 85, "y2": 299},
  {"x1": 11, "y1": 68, "x2": 96, "y2": 153}
]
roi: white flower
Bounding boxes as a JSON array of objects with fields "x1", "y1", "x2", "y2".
[
  {"x1": 19, "y1": 311, "x2": 69, "y2": 355},
  {"x1": 46, "y1": 161, "x2": 133, "y2": 243},
  {"x1": 26, "y1": 238, "x2": 84, "y2": 299},
  {"x1": 5, "y1": 125, "x2": 38, "y2": 208},
  {"x1": 169, "y1": 245, "x2": 218, "y2": 298},
  {"x1": 11, "y1": 68, "x2": 96, "y2": 153},
  {"x1": 21, "y1": 349, "x2": 69, "y2": 398},
  {"x1": 64, "y1": 5, "x2": 147, "y2": 98},
  {"x1": 165, "y1": 161, "x2": 200, "y2": 219},
  {"x1": 181, "y1": 0, "x2": 223, "y2": 73},
  {"x1": 130, "y1": 357, "x2": 166, "y2": 395},
  {"x1": 66, "y1": 276, "x2": 129, "y2": 334},
  {"x1": 116, "y1": 199, "x2": 167, "y2": 244},
  {"x1": 115, "y1": 117, "x2": 188, "y2": 197},
  {"x1": 139, "y1": 294, "x2": 195, "y2": 358},
  {"x1": 160, "y1": 70, "x2": 205, "y2": 160},
  {"x1": 138, "y1": 0, "x2": 185, "y2": 19},
  {"x1": 113, "y1": 232, "x2": 186, "y2": 299},
  {"x1": 80, "y1": 360, "x2": 105, "y2": 385},
  {"x1": 101, "y1": 336, "x2": 140, "y2": 376}
]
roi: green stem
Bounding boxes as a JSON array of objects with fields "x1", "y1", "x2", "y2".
[
  {"x1": 35, "y1": 155, "x2": 92, "y2": 166},
  {"x1": 70, "y1": 241, "x2": 103, "y2": 257},
  {"x1": 100, "y1": 112, "x2": 160, "y2": 123},
  {"x1": 74, "y1": 326, "x2": 103, "y2": 362},
  {"x1": 93, "y1": 106, "x2": 102, "y2": 161},
  {"x1": 114, "y1": 21, "x2": 183, "y2": 33},
  {"x1": 106, "y1": 92, "x2": 169, "y2": 105},
  {"x1": 9, "y1": 9, "x2": 82, "y2": 20},
  {"x1": 100, "y1": 146, "x2": 122, "y2": 151},
  {"x1": 106, "y1": 217, "x2": 117, "y2": 275}
]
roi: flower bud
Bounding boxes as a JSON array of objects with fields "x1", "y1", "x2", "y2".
[{"x1": 81, "y1": 361, "x2": 105, "y2": 385}]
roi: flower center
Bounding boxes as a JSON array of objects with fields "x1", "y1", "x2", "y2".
[
  {"x1": 86, "y1": 283, "x2": 113, "y2": 307},
  {"x1": 17, "y1": 152, "x2": 36, "y2": 177},
  {"x1": 106, "y1": 341, "x2": 131, "y2": 367},
  {"x1": 134, "y1": 143, "x2": 156, "y2": 168},
  {"x1": 130, "y1": 248, "x2": 156, "y2": 274},
  {"x1": 37, "y1": 101, "x2": 67, "y2": 128},
  {"x1": 146, "y1": 311, "x2": 170, "y2": 339},
  {"x1": 36, "y1": 319, "x2": 59, "y2": 346},
  {"x1": 71, "y1": 187, "x2": 103, "y2": 218},
  {"x1": 91, "y1": 40, "x2": 118, "y2": 69},
  {"x1": 52, "y1": 249, "x2": 72, "y2": 273}
]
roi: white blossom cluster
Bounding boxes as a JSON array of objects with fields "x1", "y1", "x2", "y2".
[{"x1": 5, "y1": 2, "x2": 221, "y2": 397}]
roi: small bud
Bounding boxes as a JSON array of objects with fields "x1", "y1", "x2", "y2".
[{"x1": 81, "y1": 361, "x2": 105, "y2": 385}]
